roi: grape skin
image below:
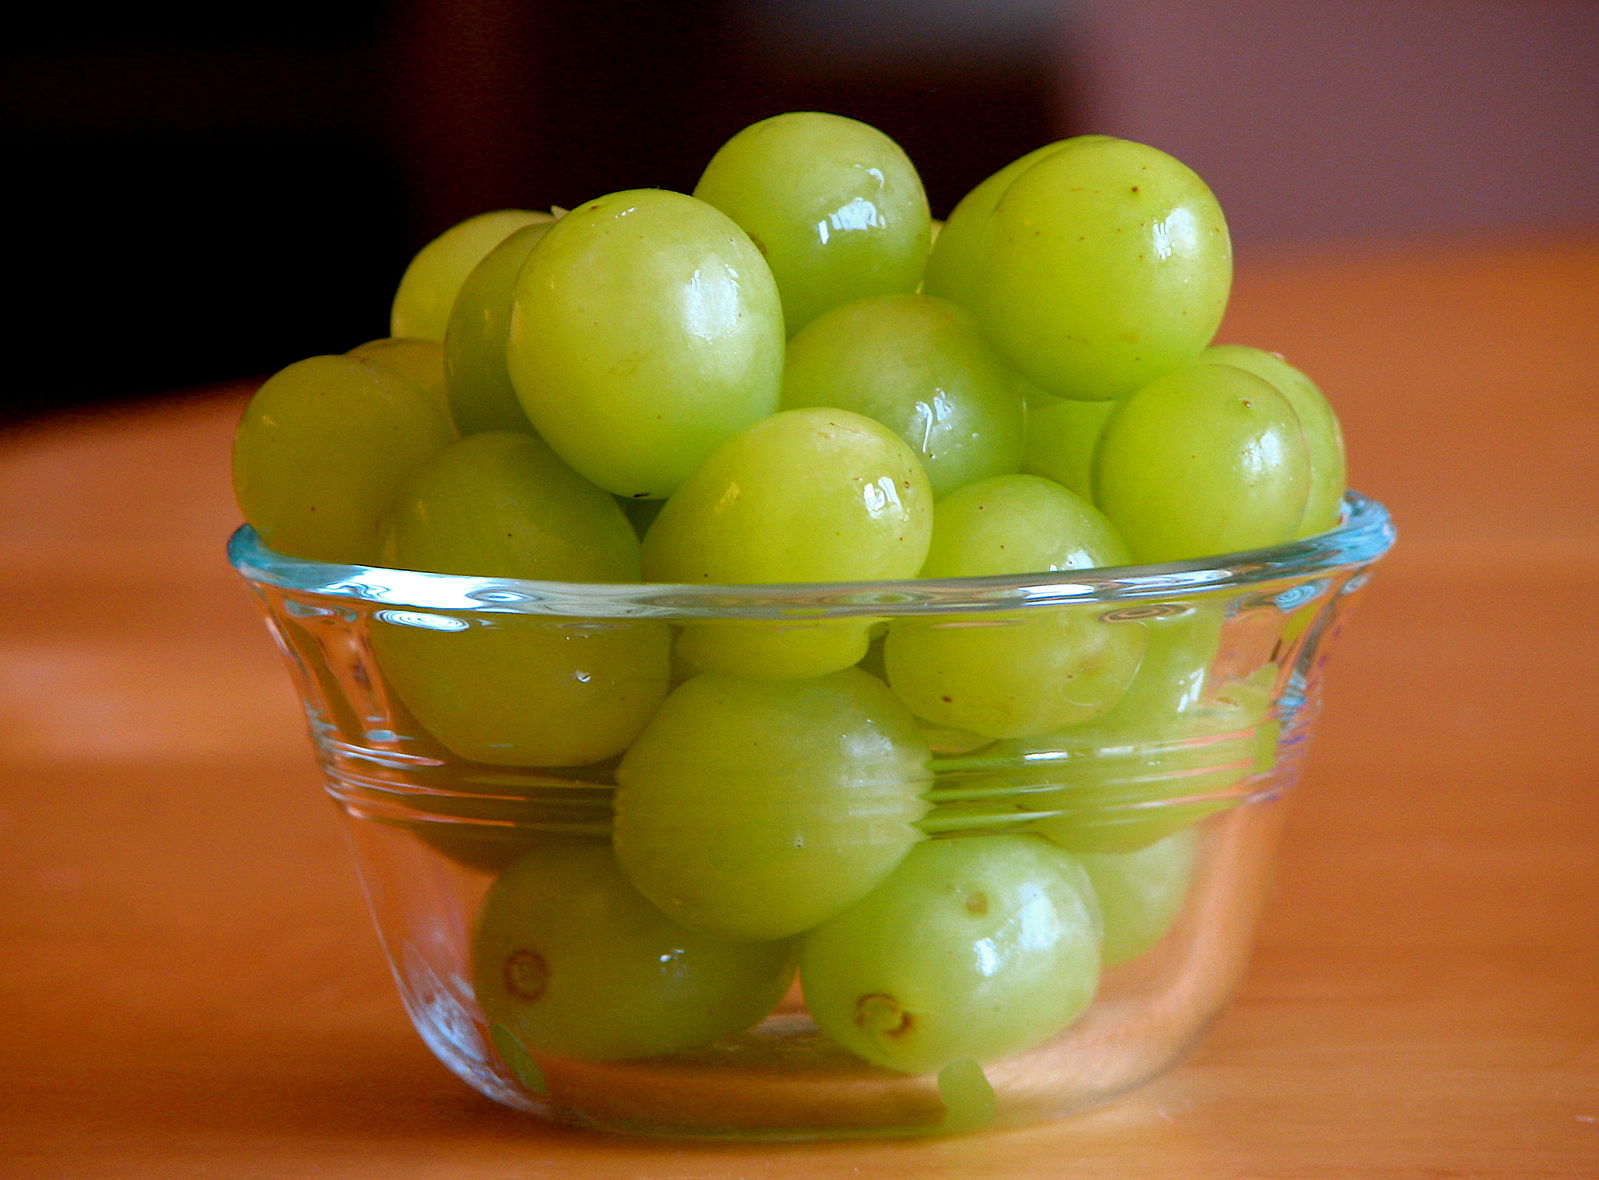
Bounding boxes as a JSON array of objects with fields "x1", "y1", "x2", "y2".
[
  {"x1": 800, "y1": 833, "x2": 1102, "y2": 1074},
  {"x1": 613, "y1": 668, "x2": 932, "y2": 942},
  {"x1": 472, "y1": 841, "x2": 795, "y2": 1062},
  {"x1": 1019, "y1": 391, "x2": 1118, "y2": 504},
  {"x1": 1078, "y1": 827, "x2": 1198, "y2": 967},
  {"x1": 916, "y1": 473, "x2": 1129, "y2": 578},
  {"x1": 1096, "y1": 363, "x2": 1312, "y2": 563},
  {"x1": 781, "y1": 293, "x2": 1027, "y2": 498},
  {"x1": 347, "y1": 336, "x2": 452, "y2": 425},
  {"x1": 373, "y1": 432, "x2": 670, "y2": 767},
  {"x1": 923, "y1": 138, "x2": 1080, "y2": 310},
  {"x1": 998, "y1": 617, "x2": 1279, "y2": 854},
  {"x1": 642, "y1": 406, "x2": 933, "y2": 679},
  {"x1": 232, "y1": 353, "x2": 455, "y2": 566},
  {"x1": 884, "y1": 475, "x2": 1146, "y2": 739},
  {"x1": 642, "y1": 407, "x2": 932, "y2": 585},
  {"x1": 962, "y1": 136, "x2": 1233, "y2": 401},
  {"x1": 1201, "y1": 344, "x2": 1348, "y2": 538},
  {"x1": 694, "y1": 111, "x2": 932, "y2": 334},
  {"x1": 443, "y1": 218, "x2": 555, "y2": 435},
  {"x1": 506, "y1": 188, "x2": 784, "y2": 500},
  {"x1": 390, "y1": 208, "x2": 552, "y2": 342}
]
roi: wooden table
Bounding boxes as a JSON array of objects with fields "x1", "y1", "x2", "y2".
[{"x1": 3, "y1": 234, "x2": 1595, "y2": 1177}]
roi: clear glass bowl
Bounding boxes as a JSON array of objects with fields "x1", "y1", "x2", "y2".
[{"x1": 228, "y1": 492, "x2": 1393, "y2": 1139}]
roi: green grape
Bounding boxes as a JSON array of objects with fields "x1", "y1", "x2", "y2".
[
  {"x1": 937, "y1": 1056, "x2": 998, "y2": 1133},
  {"x1": 472, "y1": 841, "x2": 795, "y2": 1062},
  {"x1": 964, "y1": 136, "x2": 1232, "y2": 400},
  {"x1": 1077, "y1": 826, "x2": 1197, "y2": 966},
  {"x1": 232, "y1": 353, "x2": 455, "y2": 565},
  {"x1": 443, "y1": 218, "x2": 556, "y2": 435},
  {"x1": 693, "y1": 111, "x2": 931, "y2": 334},
  {"x1": 347, "y1": 336, "x2": 452, "y2": 424},
  {"x1": 799, "y1": 833, "x2": 1101, "y2": 1074},
  {"x1": 918, "y1": 473, "x2": 1129, "y2": 577},
  {"x1": 613, "y1": 667, "x2": 932, "y2": 942},
  {"x1": 378, "y1": 431, "x2": 638, "y2": 584},
  {"x1": 781, "y1": 293, "x2": 1026, "y2": 497},
  {"x1": 506, "y1": 189, "x2": 784, "y2": 499},
  {"x1": 884, "y1": 475, "x2": 1145, "y2": 739},
  {"x1": 1201, "y1": 344, "x2": 1347, "y2": 537},
  {"x1": 886, "y1": 602, "x2": 1143, "y2": 737},
  {"x1": 642, "y1": 407, "x2": 933, "y2": 679},
  {"x1": 1019, "y1": 392, "x2": 1118, "y2": 503},
  {"x1": 372, "y1": 432, "x2": 670, "y2": 766},
  {"x1": 642, "y1": 407, "x2": 932, "y2": 582},
  {"x1": 669, "y1": 619, "x2": 873, "y2": 684},
  {"x1": 1096, "y1": 363, "x2": 1312, "y2": 563},
  {"x1": 995, "y1": 611, "x2": 1279, "y2": 853},
  {"x1": 390, "y1": 208, "x2": 551, "y2": 342},
  {"x1": 922, "y1": 138, "x2": 1080, "y2": 309}
]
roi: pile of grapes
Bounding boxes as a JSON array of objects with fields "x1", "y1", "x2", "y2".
[{"x1": 233, "y1": 113, "x2": 1345, "y2": 1081}]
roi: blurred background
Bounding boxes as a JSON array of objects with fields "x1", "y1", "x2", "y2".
[{"x1": 4, "y1": 0, "x2": 1596, "y2": 427}]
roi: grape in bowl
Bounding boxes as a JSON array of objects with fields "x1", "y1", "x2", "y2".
[
  {"x1": 228, "y1": 114, "x2": 1393, "y2": 1138},
  {"x1": 230, "y1": 489, "x2": 1391, "y2": 1137}
]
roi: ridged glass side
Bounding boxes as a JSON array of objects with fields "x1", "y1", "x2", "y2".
[{"x1": 230, "y1": 493, "x2": 1393, "y2": 1139}]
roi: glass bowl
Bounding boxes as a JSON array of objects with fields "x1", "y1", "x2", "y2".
[{"x1": 228, "y1": 492, "x2": 1393, "y2": 1139}]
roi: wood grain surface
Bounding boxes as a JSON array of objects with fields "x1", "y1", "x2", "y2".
[{"x1": 1, "y1": 232, "x2": 1595, "y2": 1178}]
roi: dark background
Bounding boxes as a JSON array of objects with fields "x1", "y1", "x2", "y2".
[{"x1": 5, "y1": 0, "x2": 1595, "y2": 428}]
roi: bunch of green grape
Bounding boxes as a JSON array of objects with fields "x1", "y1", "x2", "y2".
[{"x1": 232, "y1": 112, "x2": 1345, "y2": 1085}]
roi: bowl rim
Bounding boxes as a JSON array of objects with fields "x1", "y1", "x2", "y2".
[{"x1": 227, "y1": 491, "x2": 1394, "y2": 619}]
